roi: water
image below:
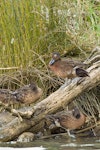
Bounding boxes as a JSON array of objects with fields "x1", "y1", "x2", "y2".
[
  {"x1": 0, "y1": 137, "x2": 100, "y2": 150},
  {"x1": 0, "y1": 148, "x2": 45, "y2": 150}
]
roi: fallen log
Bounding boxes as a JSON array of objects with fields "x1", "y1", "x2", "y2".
[
  {"x1": 34, "y1": 61, "x2": 100, "y2": 115},
  {"x1": 0, "y1": 53, "x2": 100, "y2": 142}
]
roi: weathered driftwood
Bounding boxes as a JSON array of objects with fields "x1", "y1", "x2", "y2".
[{"x1": 0, "y1": 55, "x2": 100, "y2": 142}]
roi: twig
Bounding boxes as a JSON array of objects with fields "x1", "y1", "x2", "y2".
[
  {"x1": 0, "y1": 67, "x2": 19, "y2": 70},
  {"x1": 76, "y1": 121, "x2": 100, "y2": 134}
]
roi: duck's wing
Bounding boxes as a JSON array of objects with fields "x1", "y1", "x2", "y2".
[
  {"x1": 65, "y1": 59, "x2": 85, "y2": 68},
  {"x1": 62, "y1": 57, "x2": 85, "y2": 67}
]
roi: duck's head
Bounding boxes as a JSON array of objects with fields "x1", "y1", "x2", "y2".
[{"x1": 49, "y1": 52, "x2": 61, "y2": 65}]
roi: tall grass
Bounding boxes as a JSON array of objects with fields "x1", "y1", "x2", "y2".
[
  {"x1": 0, "y1": 0, "x2": 45, "y2": 69},
  {"x1": 0, "y1": 0, "x2": 100, "y2": 89}
]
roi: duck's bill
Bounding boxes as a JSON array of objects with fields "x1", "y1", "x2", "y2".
[{"x1": 49, "y1": 59, "x2": 55, "y2": 65}]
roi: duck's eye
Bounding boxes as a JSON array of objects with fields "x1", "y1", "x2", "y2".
[{"x1": 53, "y1": 54, "x2": 57, "y2": 58}]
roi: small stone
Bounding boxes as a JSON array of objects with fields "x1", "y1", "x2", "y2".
[{"x1": 17, "y1": 132, "x2": 35, "y2": 142}]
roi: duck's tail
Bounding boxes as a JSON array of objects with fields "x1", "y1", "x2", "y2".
[{"x1": 76, "y1": 67, "x2": 89, "y2": 77}]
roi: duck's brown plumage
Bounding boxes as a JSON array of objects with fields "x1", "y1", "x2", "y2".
[
  {"x1": 12, "y1": 83, "x2": 43, "y2": 104},
  {"x1": 49, "y1": 52, "x2": 89, "y2": 79},
  {"x1": 0, "y1": 83, "x2": 43, "y2": 105},
  {"x1": 47, "y1": 107, "x2": 86, "y2": 130}
]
